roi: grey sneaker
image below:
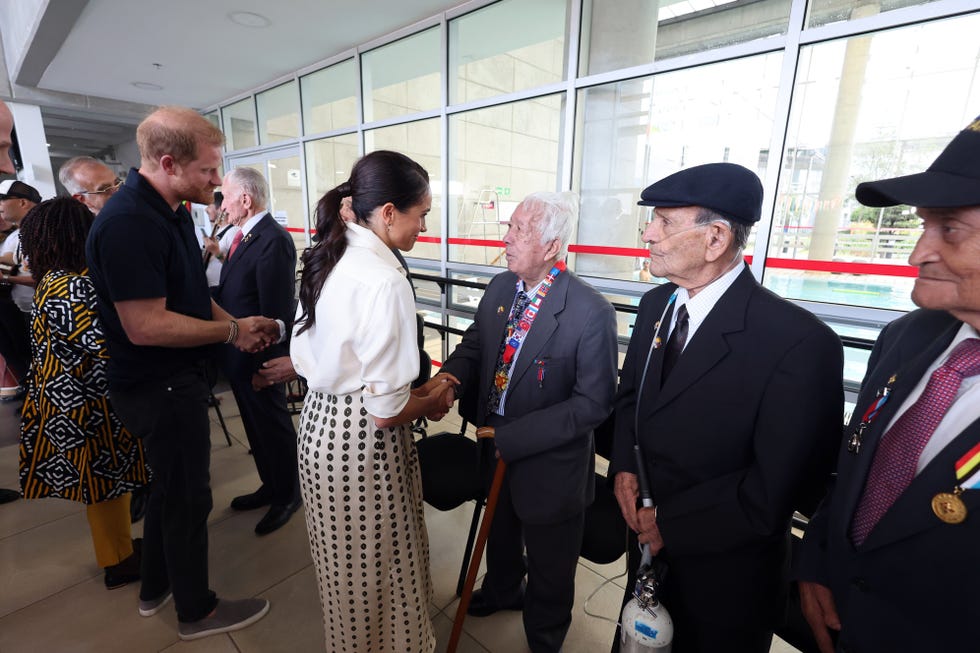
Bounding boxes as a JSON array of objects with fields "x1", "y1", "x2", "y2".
[
  {"x1": 138, "y1": 589, "x2": 173, "y2": 617},
  {"x1": 177, "y1": 598, "x2": 270, "y2": 641}
]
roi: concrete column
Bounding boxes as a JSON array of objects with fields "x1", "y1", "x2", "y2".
[
  {"x1": 8, "y1": 101, "x2": 54, "y2": 199},
  {"x1": 581, "y1": 0, "x2": 658, "y2": 74},
  {"x1": 809, "y1": 3, "x2": 880, "y2": 261}
]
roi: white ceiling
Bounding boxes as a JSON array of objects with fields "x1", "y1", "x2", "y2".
[{"x1": 3, "y1": 0, "x2": 470, "y2": 158}]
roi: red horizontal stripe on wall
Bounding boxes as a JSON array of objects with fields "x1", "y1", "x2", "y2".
[
  {"x1": 765, "y1": 257, "x2": 917, "y2": 277},
  {"x1": 286, "y1": 230, "x2": 916, "y2": 278},
  {"x1": 568, "y1": 244, "x2": 650, "y2": 257}
]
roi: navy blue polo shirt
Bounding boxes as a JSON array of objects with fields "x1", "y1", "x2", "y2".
[{"x1": 86, "y1": 168, "x2": 214, "y2": 389}]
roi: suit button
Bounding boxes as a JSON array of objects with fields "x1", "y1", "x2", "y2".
[{"x1": 850, "y1": 576, "x2": 869, "y2": 592}]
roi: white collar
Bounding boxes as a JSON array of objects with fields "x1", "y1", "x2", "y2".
[
  {"x1": 239, "y1": 211, "x2": 268, "y2": 237},
  {"x1": 673, "y1": 261, "x2": 745, "y2": 339},
  {"x1": 346, "y1": 222, "x2": 403, "y2": 273}
]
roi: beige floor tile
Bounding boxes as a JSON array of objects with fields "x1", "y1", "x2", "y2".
[
  {"x1": 206, "y1": 504, "x2": 312, "y2": 600},
  {"x1": 432, "y1": 609, "x2": 491, "y2": 653},
  {"x1": 0, "y1": 575, "x2": 179, "y2": 652},
  {"x1": 0, "y1": 486, "x2": 84, "y2": 540},
  {"x1": 228, "y1": 566, "x2": 326, "y2": 653},
  {"x1": 0, "y1": 508, "x2": 103, "y2": 617},
  {"x1": 424, "y1": 501, "x2": 487, "y2": 611},
  {"x1": 160, "y1": 634, "x2": 241, "y2": 652}
]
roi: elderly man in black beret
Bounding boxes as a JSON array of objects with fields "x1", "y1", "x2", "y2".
[
  {"x1": 609, "y1": 163, "x2": 844, "y2": 653},
  {"x1": 797, "y1": 115, "x2": 980, "y2": 653}
]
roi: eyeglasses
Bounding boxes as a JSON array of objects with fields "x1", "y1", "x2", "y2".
[{"x1": 81, "y1": 178, "x2": 123, "y2": 196}]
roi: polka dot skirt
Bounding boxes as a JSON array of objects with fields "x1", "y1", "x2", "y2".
[{"x1": 298, "y1": 391, "x2": 435, "y2": 652}]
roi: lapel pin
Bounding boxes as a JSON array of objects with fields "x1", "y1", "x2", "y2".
[{"x1": 497, "y1": 306, "x2": 505, "y2": 315}]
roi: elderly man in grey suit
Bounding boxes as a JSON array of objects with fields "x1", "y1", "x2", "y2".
[{"x1": 421, "y1": 191, "x2": 618, "y2": 653}]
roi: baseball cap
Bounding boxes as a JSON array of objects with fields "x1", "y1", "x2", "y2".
[{"x1": 0, "y1": 179, "x2": 41, "y2": 203}]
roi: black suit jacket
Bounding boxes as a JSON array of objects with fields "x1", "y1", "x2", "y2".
[
  {"x1": 610, "y1": 265, "x2": 844, "y2": 628},
  {"x1": 441, "y1": 268, "x2": 618, "y2": 525},
  {"x1": 798, "y1": 309, "x2": 980, "y2": 652},
  {"x1": 213, "y1": 213, "x2": 297, "y2": 368}
]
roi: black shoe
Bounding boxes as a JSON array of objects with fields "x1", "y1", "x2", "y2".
[
  {"x1": 254, "y1": 499, "x2": 301, "y2": 535},
  {"x1": 230, "y1": 488, "x2": 271, "y2": 511},
  {"x1": 0, "y1": 488, "x2": 19, "y2": 504},
  {"x1": 105, "y1": 549, "x2": 141, "y2": 590},
  {"x1": 466, "y1": 588, "x2": 524, "y2": 617}
]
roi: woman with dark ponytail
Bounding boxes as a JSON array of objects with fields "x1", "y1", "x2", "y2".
[{"x1": 291, "y1": 150, "x2": 452, "y2": 652}]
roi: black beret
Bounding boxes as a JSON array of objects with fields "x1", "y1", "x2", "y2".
[
  {"x1": 638, "y1": 162, "x2": 763, "y2": 224},
  {"x1": 856, "y1": 114, "x2": 980, "y2": 208}
]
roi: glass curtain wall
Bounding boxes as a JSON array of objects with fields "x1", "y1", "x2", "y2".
[{"x1": 206, "y1": 0, "x2": 979, "y2": 380}]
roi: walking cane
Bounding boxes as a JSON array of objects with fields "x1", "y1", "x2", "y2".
[{"x1": 447, "y1": 426, "x2": 505, "y2": 653}]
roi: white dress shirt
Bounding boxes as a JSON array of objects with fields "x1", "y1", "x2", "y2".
[
  {"x1": 204, "y1": 223, "x2": 240, "y2": 288},
  {"x1": 667, "y1": 260, "x2": 744, "y2": 347},
  {"x1": 290, "y1": 222, "x2": 418, "y2": 419},
  {"x1": 0, "y1": 229, "x2": 33, "y2": 312}
]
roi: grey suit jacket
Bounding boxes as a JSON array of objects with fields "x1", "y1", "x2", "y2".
[{"x1": 441, "y1": 267, "x2": 618, "y2": 525}]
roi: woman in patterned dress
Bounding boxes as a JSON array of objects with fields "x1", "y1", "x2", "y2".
[
  {"x1": 291, "y1": 151, "x2": 454, "y2": 652},
  {"x1": 18, "y1": 197, "x2": 148, "y2": 589}
]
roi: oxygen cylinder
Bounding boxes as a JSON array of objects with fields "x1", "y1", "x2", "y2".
[{"x1": 620, "y1": 596, "x2": 673, "y2": 652}]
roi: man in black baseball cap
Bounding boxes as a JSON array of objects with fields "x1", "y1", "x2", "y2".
[
  {"x1": 798, "y1": 114, "x2": 980, "y2": 653},
  {"x1": 610, "y1": 162, "x2": 844, "y2": 653},
  {"x1": 0, "y1": 180, "x2": 42, "y2": 204}
]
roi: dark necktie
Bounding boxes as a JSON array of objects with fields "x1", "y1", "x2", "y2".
[
  {"x1": 851, "y1": 338, "x2": 980, "y2": 545},
  {"x1": 661, "y1": 303, "x2": 689, "y2": 382},
  {"x1": 488, "y1": 290, "x2": 532, "y2": 414}
]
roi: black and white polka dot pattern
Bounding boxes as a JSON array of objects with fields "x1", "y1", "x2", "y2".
[{"x1": 299, "y1": 391, "x2": 435, "y2": 652}]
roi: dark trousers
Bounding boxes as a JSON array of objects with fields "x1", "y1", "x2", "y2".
[
  {"x1": 111, "y1": 365, "x2": 217, "y2": 623},
  {"x1": 480, "y1": 459, "x2": 584, "y2": 653},
  {"x1": 612, "y1": 529, "x2": 773, "y2": 653},
  {"x1": 0, "y1": 300, "x2": 30, "y2": 381},
  {"x1": 220, "y1": 348, "x2": 299, "y2": 506}
]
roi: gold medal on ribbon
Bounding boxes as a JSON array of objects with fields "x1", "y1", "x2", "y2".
[{"x1": 931, "y1": 490, "x2": 967, "y2": 524}]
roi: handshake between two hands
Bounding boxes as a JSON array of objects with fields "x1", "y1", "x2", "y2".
[
  {"x1": 412, "y1": 372, "x2": 460, "y2": 421},
  {"x1": 232, "y1": 316, "x2": 281, "y2": 354}
]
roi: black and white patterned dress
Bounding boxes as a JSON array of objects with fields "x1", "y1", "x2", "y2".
[{"x1": 291, "y1": 223, "x2": 434, "y2": 652}]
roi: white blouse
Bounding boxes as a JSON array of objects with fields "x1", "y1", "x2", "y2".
[{"x1": 290, "y1": 222, "x2": 418, "y2": 419}]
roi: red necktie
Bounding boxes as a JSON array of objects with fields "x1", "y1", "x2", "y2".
[
  {"x1": 228, "y1": 230, "x2": 243, "y2": 259},
  {"x1": 851, "y1": 338, "x2": 980, "y2": 545}
]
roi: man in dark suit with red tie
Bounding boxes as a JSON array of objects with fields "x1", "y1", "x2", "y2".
[
  {"x1": 214, "y1": 166, "x2": 300, "y2": 535},
  {"x1": 798, "y1": 114, "x2": 980, "y2": 653},
  {"x1": 610, "y1": 163, "x2": 844, "y2": 653}
]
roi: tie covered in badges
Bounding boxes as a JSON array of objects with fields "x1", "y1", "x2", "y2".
[{"x1": 487, "y1": 262, "x2": 565, "y2": 414}]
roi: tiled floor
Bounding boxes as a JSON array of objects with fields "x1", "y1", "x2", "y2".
[{"x1": 0, "y1": 391, "x2": 799, "y2": 652}]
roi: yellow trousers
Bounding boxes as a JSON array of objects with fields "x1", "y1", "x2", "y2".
[{"x1": 85, "y1": 494, "x2": 134, "y2": 568}]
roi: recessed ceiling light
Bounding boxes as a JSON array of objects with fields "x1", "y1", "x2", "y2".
[
  {"x1": 132, "y1": 81, "x2": 163, "y2": 91},
  {"x1": 228, "y1": 11, "x2": 271, "y2": 28}
]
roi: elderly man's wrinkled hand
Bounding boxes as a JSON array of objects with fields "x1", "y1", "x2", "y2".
[
  {"x1": 258, "y1": 356, "x2": 297, "y2": 386},
  {"x1": 800, "y1": 581, "x2": 840, "y2": 653},
  {"x1": 614, "y1": 472, "x2": 641, "y2": 532},
  {"x1": 636, "y1": 506, "x2": 664, "y2": 554},
  {"x1": 422, "y1": 381, "x2": 455, "y2": 420}
]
